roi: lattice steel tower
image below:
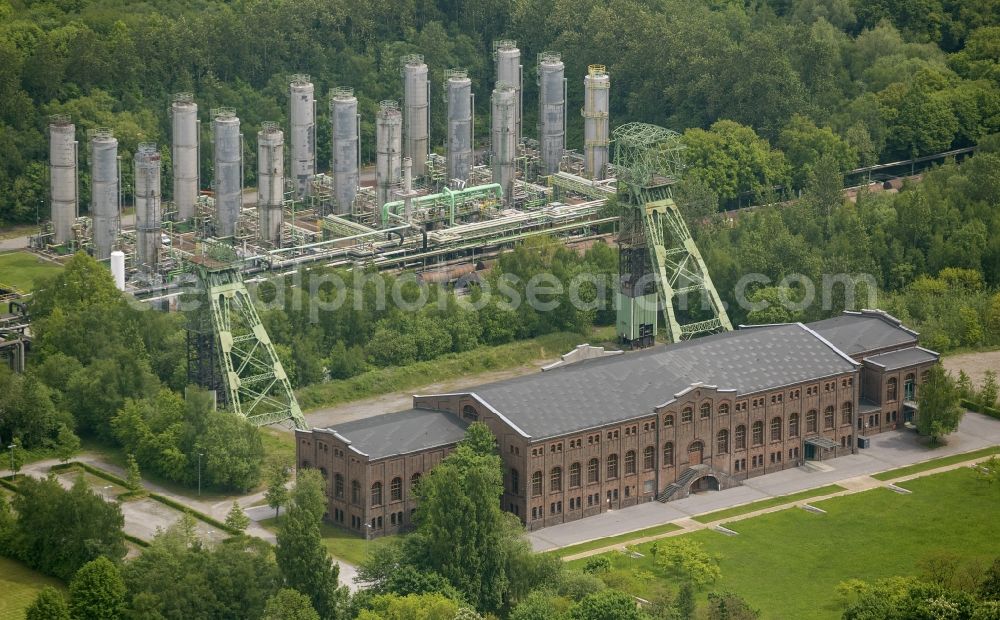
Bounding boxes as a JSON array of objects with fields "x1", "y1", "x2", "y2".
[
  {"x1": 186, "y1": 251, "x2": 306, "y2": 429},
  {"x1": 613, "y1": 123, "x2": 732, "y2": 347}
]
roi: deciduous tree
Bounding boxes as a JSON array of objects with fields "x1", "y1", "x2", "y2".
[
  {"x1": 68, "y1": 557, "x2": 126, "y2": 620},
  {"x1": 917, "y1": 365, "x2": 964, "y2": 443}
]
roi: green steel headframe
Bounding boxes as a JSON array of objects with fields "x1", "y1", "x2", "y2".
[
  {"x1": 194, "y1": 263, "x2": 307, "y2": 429},
  {"x1": 612, "y1": 123, "x2": 685, "y2": 190},
  {"x1": 612, "y1": 123, "x2": 732, "y2": 344}
]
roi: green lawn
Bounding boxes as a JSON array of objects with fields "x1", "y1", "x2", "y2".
[
  {"x1": 0, "y1": 251, "x2": 63, "y2": 293},
  {"x1": 691, "y1": 484, "x2": 847, "y2": 523},
  {"x1": 0, "y1": 556, "x2": 64, "y2": 620},
  {"x1": 296, "y1": 327, "x2": 617, "y2": 411},
  {"x1": 548, "y1": 522, "x2": 682, "y2": 558},
  {"x1": 569, "y1": 468, "x2": 1000, "y2": 619},
  {"x1": 871, "y1": 445, "x2": 1000, "y2": 481},
  {"x1": 259, "y1": 516, "x2": 400, "y2": 565}
]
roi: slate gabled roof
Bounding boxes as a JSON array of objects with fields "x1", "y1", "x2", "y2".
[
  {"x1": 322, "y1": 408, "x2": 469, "y2": 460},
  {"x1": 468, "y1": 323, "x2": 857, "y2": 439}
]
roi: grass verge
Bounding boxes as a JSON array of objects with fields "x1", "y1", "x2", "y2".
[
  {"x1": 0, "y1": 250, "x2": 62, "y2": 292},
  {"x1": 548, "y1": 522, "x2": 683, "y2": 558},
  {"x1": 259, "y1": 516, "x2": 400, "y2": 565},
  {"x1": 871, "y1": 445, "x2": 1000, "y2": 481},
  {"x1": 297, "y1": 328, "x2": 616, "y2": 411},
  {"x1": 569, "y1": 467, "x2": 1000, "y2": 619},
  {"x1": 0, "y1": 556, "x2": 64, "y2": 620},
  {"x1": 691, "y1": 484, "x2": 847, "y2": 524}
]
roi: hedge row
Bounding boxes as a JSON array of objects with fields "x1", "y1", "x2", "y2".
[
  {"x1": 0, "y1": 476, "x2": 18, "y2": 492},
  {"x1": 123, "y1": 533, "x2": 151, "y2": 548},
  {"x1": 146, "y1": 491, "x2": 242, "y2": 536},
  {"x1": 53, "y1": 461, "x2": 242, "y2": 537},
  {"x1": 961, "y1": 399, "x2": 1000, "y2": 420}
]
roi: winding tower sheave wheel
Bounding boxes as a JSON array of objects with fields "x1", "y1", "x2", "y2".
[
  {"x1": 190, "y1": 256, "x2": 306, "y2": 429},
  {"x1": 612, "y1": 122, "x2": 732, "y2": 346}
]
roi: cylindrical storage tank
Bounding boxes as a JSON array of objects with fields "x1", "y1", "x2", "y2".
[
  {"x1": 538, "y1": 52, "x2": 565, "y2": 175},
  {"x1": 445, "y1": 70, "x2": 473, "y2": 186},
  {"x1": 134, "y1": 143, "x2": 161, "y2": 273},
  {"x1": 110, "y1": 250, "x2": 126, "y2": 291},
  {"x1": 289, "y1": 75, "x2": 315, "y2": 201},
  {"x1": 212, "y1": 108, "x2": 242, "y2": 237},
  {"x1": 49, "y1": 115, "x2": 78, "y2": 244},
  {"x1": 401, "y1": 55, "x2": 429, "y2": 178},
  {"x1": 89, "y1": 128, "x2": 119, "y2": 260},
  {"x1": 257, "y1": 122, "x2": 284, "y2": 247},
  {"x1": 583, "y1": 65, "x2": 611, "y2": 180},
  {"x1": 375, "y1": 100, "x2": 402, "y2": 209},
  {"x1": 491, "y1": 84, "x2": 517, "y2": 204},
  {"x1": 495, "y1": 40, "x2": 522, "y2": 145},
  {"x1": 330, "y1": 88, "x2": 359, "y2": 215},
  {"x1": 171, "y1": 93, "x2": 198, "y2": 220}
]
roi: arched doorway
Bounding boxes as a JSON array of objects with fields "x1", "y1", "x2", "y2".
[
  {"x1": 688, "y1": 441, "x2": 704, "y2": 465},
  {"x1": 690, "y1": 475, "x2": 720, "y2": 493}
]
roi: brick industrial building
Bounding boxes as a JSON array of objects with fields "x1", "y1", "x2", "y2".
[{"x1": 296, "y1": 310, "x2": 939, "y2": 537}]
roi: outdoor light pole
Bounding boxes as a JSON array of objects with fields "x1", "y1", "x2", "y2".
[
  {"x1": 8, "y1": 444, "x2": 14, "y2": 477},
  {"x1": 198, "y1": 452, "x2": 204, "y2": 496}
]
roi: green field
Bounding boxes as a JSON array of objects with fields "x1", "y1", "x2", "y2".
[
  {"x1": 296, "y1": 327, "x2": 617, "y2": 412},
  {"x1": 0, "y1": 557, "x2": 64, "y2": 620},
  {"x1": 691, "y1": 484, "x2": 847, "y2": 523},
  {"x1": 871, "y1": 445, "x2": 1000, "y2": 481},
  {"x1": 260, "y1": 516, "x2": 399, "y2": 565},
  {"x1": 0, "y1": 251, "x2": 62, "y2": 293},
  {"x1": 548, "y1": 522, "x2": 683, "y2": 558},
  {"x1": 568, "y1": 468, "x2": 1000, "y2": 619}
]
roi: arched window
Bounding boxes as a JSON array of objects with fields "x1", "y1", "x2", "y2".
[
  {"x1": 700, "y1": 403, "x2": 711, "y2": 419},
  {"x1": 550, "y1": 467, "x2": 562, "y2": 492},
  {"x1": 410, "y1": 473, "x2": 421, "y2": 492},
  {"x1": 643, "y1": 446, "x2": 655, "y2": 470},
  {"x1": 921, "y1": 370, "x2": 930, "y2": 384},
  {"x1": 716, "y1": 429, "x2": 729, "y2": 454},
  {"x1": 334, "y1": 473, "x2": 344, "y2": 499},
  {"x1": 735, "y1": 425, "x2": 747, "y2": 450},
  {"x1": 371, "y1": 482, "x2": 382, "y2": 507},
  {"x1": 625, "y1": 450, "x2": 636, "y2": 475},
  {"x1": 904, "y1": 373, "x2": 915, "y2": 400},
  {"x1": 531, "y1": 471, "x2": 543, "y2": 496},
  {"x1": 462, "y1": 405, "x2": 479, "y2": 421},
  {"x1": 569, "y1": 462, "x2": 581, "y2": 487},
  {"x1": 824, "y1": 406, "x2": 835, "y2": 430},
  {"x1": 719, "y1": 403, "x2": 730, "y2": 415},
  {"x1": 390, "y1": 477, "x2": 402, "y2": 502},
  {"x1": 607, "y1": 454, "x2": 619, "y2": 479},
  {"x1": 806, "y1": 410, "x2": 818, "y2": 433},
  {"x1": 510, "y1": 468, "x2": 520, "y2": 495},
  {"x1": 588, "y1": 458, "x2": 600, "y2": 483},
  {"x1": 319, "y1": 467, "x2": 328, "y2": 479},
  {"x1": 887, "y1": 377, "x2": 898, "y2": 402},
  {"x1": 664, "y1": 414, "x2": 675, "y2": 428},
  {"x1": 752, "y1": 421, "x2": 764, "y2": 446},
  {"x1": 841, "y1": 402, "x2": 853, "y2": 425},
  {"x1": 682, "y1": 407, "x2": 693, "y2": 423},
  {"x1": 351, "y1": 480, "x2": 361, "y2": 505},
  {"x1": 789, "y1": 413, "x2": 799, "y2": 438},
  {"x1": 663, "y1": 442, "x2": 674, "y2": 466},
  {"x1": 688, "y1": 441, "x2": 704, "y2": 458},
  {"x1": 771, "y1": 417, "x2": 782, "y2": 442}
]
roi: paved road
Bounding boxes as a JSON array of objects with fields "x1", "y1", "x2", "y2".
[{"x1": 527, "y1": 411, "x2": 1000, "y2": 552}]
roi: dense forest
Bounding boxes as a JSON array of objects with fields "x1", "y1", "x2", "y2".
[{"x1": 2, "y1": 0, "x2": 999, "y2": 224}]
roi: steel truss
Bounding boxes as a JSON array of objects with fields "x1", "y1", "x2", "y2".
[
  {"x1": 612, "y1": 122, "x2": 732, "y2": 345},
  {"x1": 193, "y1": 263, "x2": 306, "y2": 429}
]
